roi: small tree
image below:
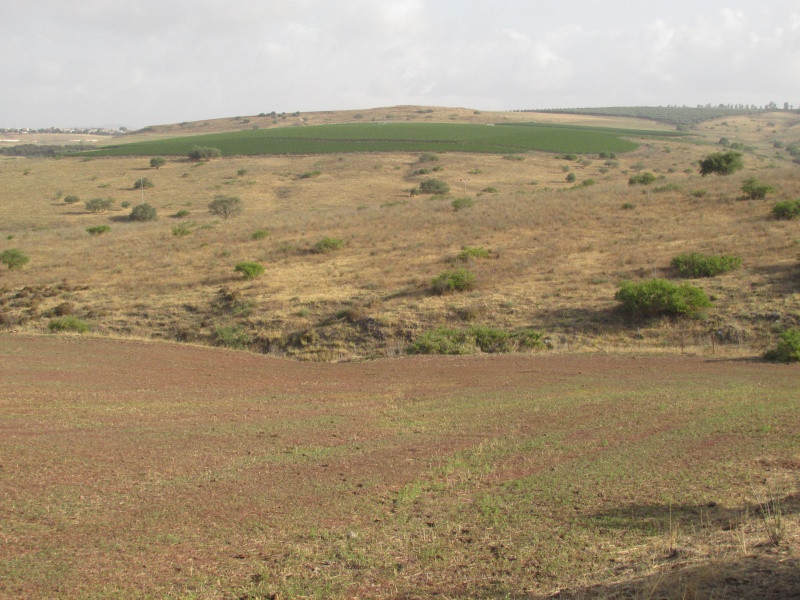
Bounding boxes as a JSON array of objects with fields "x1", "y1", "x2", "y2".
[
  {"x1": 188, "y1": 146, "x2": 222, "y2": 161},
  {"x1": 629, "y1": 172, "x2": 657, "y2": 185},
  {"x1": 129, "y1": 203, "x2": 158, "y2": 221},
  {"x1": 699, "y1": 151, "x2": 744, "y2": 176},
  {"x1": 149, "y1": 156, "x2": 166, "y2": 169},
  {"x1": 740, "y1": 177, "x2": 775, "y2": 200},
  {"x1": 0, "y1": 248, "x2": 29, "y2": 270},
  {"x1": 85, "y1": 198, "x2": 114, "y2": 213},
  {"x1": 133, "y1": 177, "x2": 154, "y2": 189},
  {"x1": 419, "y1": 178, "x2": 450, "y2": 194},
  {"x1": 208, "y1": 195, "x2": 243, "y2": 219},
  {"x1": 63, "y1": 195, "x2": 80, "y2": 204}
]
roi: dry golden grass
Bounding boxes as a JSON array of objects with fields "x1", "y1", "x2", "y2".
[{"x1": 1, "y1": 109, "x2": 799, "y2": 359}]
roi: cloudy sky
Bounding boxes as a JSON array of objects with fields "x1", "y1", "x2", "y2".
[{"x1": 3, "y1": 0, "x2": 799, "y2": 129}]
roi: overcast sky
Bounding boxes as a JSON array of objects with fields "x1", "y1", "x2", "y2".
[{"x1": 3, "y1": 1, "x2": 799, "y2": 129}]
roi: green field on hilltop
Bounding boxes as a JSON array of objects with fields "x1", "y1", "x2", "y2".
[{"x1": 86, "y1": 122, "x2": 684, "y2": 157}]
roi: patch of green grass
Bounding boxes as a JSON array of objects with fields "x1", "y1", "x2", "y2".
[
  {"x1": 431, "y1": 268, "x2": 475, "y2": 294},
  {"x1": 313, "y1": 237, "x2": 345, "y2": 253},
  {"x1": 48, "y1": 316, "x2": 90, "y2": 333},
  {"x1": 671, "y1": 252, "x2": 742, "y2": 277}
]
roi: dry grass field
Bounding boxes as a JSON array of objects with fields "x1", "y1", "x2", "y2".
[{"x1": 1, "y1": 107, "x2": 798, "y2": 359}]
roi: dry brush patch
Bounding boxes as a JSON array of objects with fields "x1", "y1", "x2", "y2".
[{"x1": 0, "y1": 113, "x2": 799, "y2": 359}]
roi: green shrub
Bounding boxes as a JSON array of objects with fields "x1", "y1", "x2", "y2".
[
  {"x1": 213, "y1": 325, "x2": 251, "y2": 350},
  {"x1": 252, "y1": 229, "x2": 270, "y2": 240},
  {"x1": 419, "y1": 178, "x2": 450, "y2": 195},
  {"x1": 208, "y1": 195, "x2": 243, "y2": 219},
  {"x1": 515, "y1": 329, "x2": 545, "y2": 349},
  {"x1": 85, "y1": 198, "x2": 114, "y2": 213},
  {"x1": 313, "y1": 237, "x2": 345, "y2": 253},
  {"x1": 0, "y1": 248, "x2": 29, "y2": 270},
  {"x1": 412, "y1": 168, "x2": 431, "y2": 175},
  {"x1": 297, "y1": 170, "x2": 321, "y2": 179},
  {"x1": 418, "y1": 153, "x2": 438, "y2": 163},
  {"x1": 188, "y1": 146, "x2": 221, "y2": 161},
  {"x1": 615, "y1": 279, "x2": 711, "y2": 318},
  {"x1": 562, "y1": 154, "x2": 577, "y2": 161},
  {"x1": 469, "y1": 326, "x2": 514, "y2": 353},
  {"x1": 771, "y1": 199, "x2": 800, "y2": 220},
  {"x1": 653, "y1": 183, "x2": 680, "y2": 193},
  {"x1": 129, "y1": 203, "x2": 157, "y2": 221},
  {"x1": 699, "y1": 151, "x2": 743, "y2": 176},
  {"x1": 63, "y1": 195, "x2": 80, "y2": 204},
  {"x1": 741, "y1": 177, "x2": 775, "y2": 200},
  {"x1": 431, "y1": 268, "x2": 475, "y2": 294},
  {"x1": 234, "y1": 261, "x2": 264, "y2": 279},
  {"x1": 629, "y1": 172, "x2": 657, "y2": 185},
  {"x1": 172, "y1": 225, "x2": 192, "y2": 237},
  {"x1": 48, "y1": 316, "x2": 90, "y2": 333},
  {"x1": 133, "y1": 177, "x2": 154, "y2": 189},
  {"x1": 174, "y1": 209, "x2": 190, "y2": 218},
  {"x1": 621, "y1": 203, "x2": 636, "y2": 210},
  {"x1": 565, "y1": 172, "x2": 576, "y2": 183},
  {"x1": 149, "y1": 156, "x2": 166, "y2": 169},
  {"x1": 670, "y1": 252, "x2": 742, "y2": 277},
  {"x1": 481, "y1": 187, "x2": 498, "y2": 194},
  {"x1": 764, "y1": 329, "x2": 800, "y2": 363},
  {"x1": 236, "y1": 168, "x2": 247, "y2": 177},
  {"x1": 451, "y1": 197, "x2": 474, "y2": 211},
  {"x1": 407, "y1": 327, "x2": 476, "y2": 355},
  {"x1": 457, "y1": 246, "x2": 490, "y2": 261},
  {"x1": 86, "y1": 225, "x2": 111, "y2": 236},
  {"x1": 690, "y1": 189, "x2": 707, "y2": 198},
  {"x1": 120, "y1": 201, "x2": 130, "y2": 208}
]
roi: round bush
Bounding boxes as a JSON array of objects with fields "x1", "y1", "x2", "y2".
[
  {"x1": 188, "y1": 146, "x2": 222, "y2": 161},
  {"x1": 419, "y1": 178, "x2": 450, "y2": 195},
  {"x1": 129, "y1": 203, "x2": 158, "y2": 222},
  {"x1": 235, "y1": 261, "x2": 264, "y2": 280},
  {"x1": 764, "y1": 329, "x2": 800, "y2": 363},
  {"x1": 431, "y1": 268, "x2": 476, "y2": 294},
  {"x1": 208, "y1": 195, "x2": 243, "y2": 220}
]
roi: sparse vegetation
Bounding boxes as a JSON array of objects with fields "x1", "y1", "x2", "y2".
[
  {"x1": 671, "y1": 252, "x2": 742, "y2": 277},
  {"x1": 407, "y1": 325, "x2": 545, "y2": 354},
  {"x1": 212, "y1": 325, "x2": 251, "y2": 349},
  {"x1": 457, "y1": 246, "x2": 490, "y2": 261},
  {"x1": 251, "y1": 229, "x2": 270, "y2": 240},
  {"x1": 313, "y1": 237, "x2": 345, "y2": 253},
  {"x1": 451, "y1": 197, "x2": 474, "y2": 210}
]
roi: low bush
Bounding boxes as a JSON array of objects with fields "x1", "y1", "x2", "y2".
[
  {"x1": 213, "y1": 325, "x2": 251, "y2": 350},
  {"x1": 771, "y1": 199, "x2": 800, "y2": 220},
  {"x1": 297, "y1": 170, "x2": 321, "y2": 179},
  {"x1": 481, "y1": 187, "x2": 498, "y2": 194},
  {"x1": 86, "y1": 225, "x2": 111, "y2": 236},
  {"x1": 418, "y1": 153, "x2": 438, "y2": 163},
  {"x1": 615, "y1": 279, "x2": 711, "y2": 318},
  {"x1": 313, "y1": 237, "x2": 345, "y2": 253},
  {"x1": 407, "y1": 326, "x2": 546, "y2": 355},
  {"x1": 252, "y1": 229, "x2": 270, "y2": 240},
  {"x1": 174, "y1": 210, "x2": 190, "y2": 218},
  {"x1": 172, "y1": 225, "x2": 192, "y2": 237},
  {"x1": 431, "y1": 268, "x2": 475, "y2": 294},
  {"x1": 457, "y1": 246, "x2": 490, "y2": 261},
  {"x1": 419, "y1": 178, "x2": 450, "y2": 194},
  {"x1": 188, "y1": 146, "x2": 221, "y2": 161},
  {"x1": 699, "y1": 151, "x2": 743, "y2": 176},
  {"x1": 0, "y1": 248, "x2": 29, "y2": 270},
  {"x1": 565, "y1": 172, "x2": 576, "y2": 183},
  {"x1": 764, "y1": 329, "x2": 800, "y2": 363},
  {"x1": 234, "y1": 261, "x2": 264, "y2": 279},
  {"x1": 48, "y1": 316, "x2": 90, "y2": 333},
  {"x1": 670, "y1": 252, "x2": 742, "y2": 277},
  {"x1": 149, "y1": 156, "x2": 166, "y2": 169},
  {"x1": 129, "y1": 203, "x2": 157, "y2": 221},
  {"x1": 63, "y1": 195, "x2": 80, "y2": 204},
  {"x1": 741, "y1": 177, "x2": 775, "y2": 200},
  {"x1": 451, "y1": 197, "x2": 474, "y2": 211},
  {"x1": 629, "y1": 172, "x2": 657, "y2": 185}
]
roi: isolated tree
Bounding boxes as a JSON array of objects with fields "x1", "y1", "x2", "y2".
[
  {"x1": 85, "y1": 198, "x2": 114, "y2": 213},
  {"x1": 150, "y1": 156, "x2": 166, "y2": 169},
  {"x1": 699, "y1": 151, "x2": 744, "y2": 176},
  {"x1": 133, "y1": 177, "x2": 154, "y2": 189},
  {"x1": 208, "y1": 195, "x2": 243, "y2": 219},
  {"x1": 129, "y1": 203, "x2": 158, "y2": 221},
  {"x1": 0, "y1": 248, "x2": 29, "y2": 270}
]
